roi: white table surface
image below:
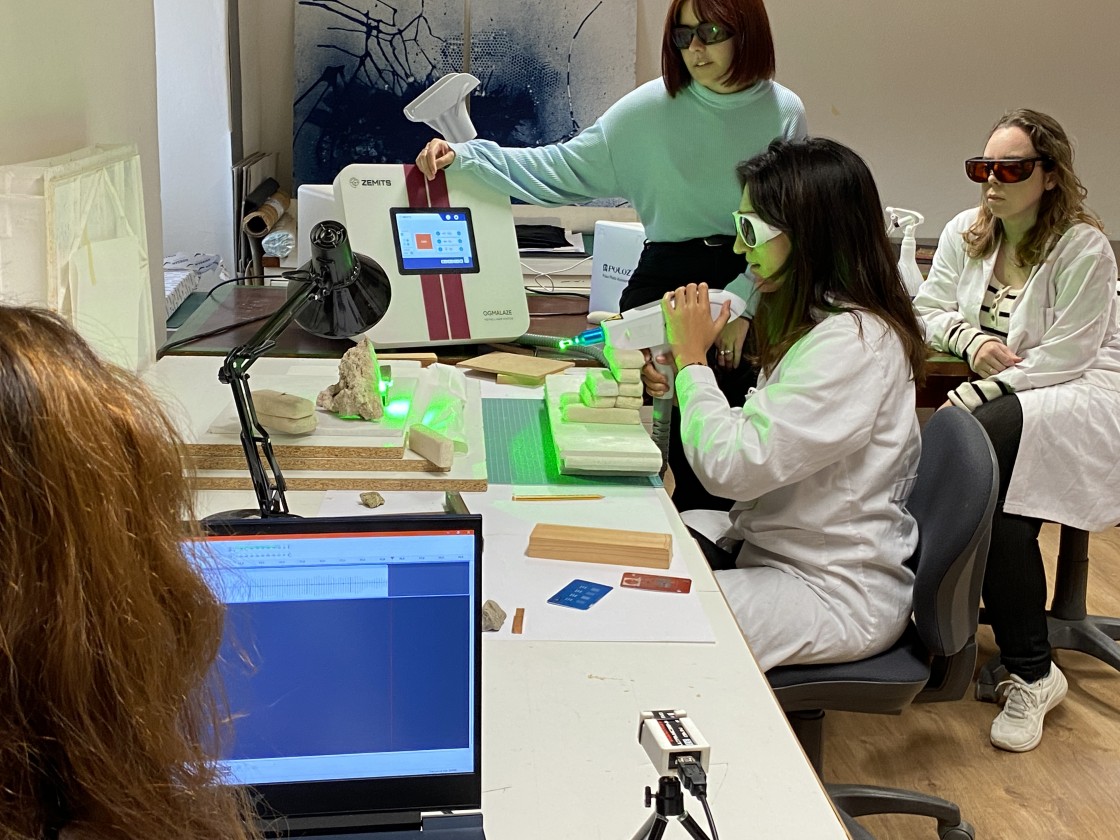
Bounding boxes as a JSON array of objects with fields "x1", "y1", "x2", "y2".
[{"x1": 154, "y1": 356, "x2": 848, "y2": 839}]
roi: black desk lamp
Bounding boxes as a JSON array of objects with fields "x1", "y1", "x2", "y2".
[{"x1": 217, "y1": 220, "x2": 391, "y2": 518}]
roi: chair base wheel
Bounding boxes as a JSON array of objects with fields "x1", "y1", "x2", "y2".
[
  {"x1": 939, "y1": 820, "x2": 975, "y2": 840},
  {"x1": 975, "y1": 656, "x2": 1009, "y2": 704}
]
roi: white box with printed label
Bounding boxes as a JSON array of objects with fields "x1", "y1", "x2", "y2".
[{"x1": 589, "y1": 220, "x2": 646, "y2": 314}]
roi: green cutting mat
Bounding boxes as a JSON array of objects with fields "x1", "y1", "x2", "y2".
[{"x1": 482, "y1": 398, "x2": 662, "y2": 488}]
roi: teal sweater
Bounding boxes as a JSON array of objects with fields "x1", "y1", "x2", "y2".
[{"x1": 449, "y1": 78, "x2": 806, "y2": 243}]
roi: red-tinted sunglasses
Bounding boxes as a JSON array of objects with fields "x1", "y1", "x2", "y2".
[{"x1": 964, "y1": 157, "x2": 1050, "y2": 184}]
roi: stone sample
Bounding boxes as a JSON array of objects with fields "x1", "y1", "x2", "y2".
[
  {"x1": 482, "y1": 599, "x2": 508, "y2": 632},
  {"x1": 317, "y1": 337, "x2": 383, "y2": 420},
  {"x1": 359, "y1": 491, "x2": 385, "y2": 508}
]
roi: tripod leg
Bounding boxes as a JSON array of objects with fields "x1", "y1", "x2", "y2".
[
  {"x1": 678, "y1": 811, "x2": 712, "y2": 840},
  {"x1": 630, "y1": 813, "x2": 667, "y2": 840}
]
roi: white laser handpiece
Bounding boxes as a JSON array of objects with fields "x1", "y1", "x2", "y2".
[
  {"x1": 601, "y1": 289, "x2": 747, "y2": 400},
  {"x1": 638, "y1": 710, "x2": 711, "y2": 776}
]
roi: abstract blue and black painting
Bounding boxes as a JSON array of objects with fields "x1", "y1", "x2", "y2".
[{"x1": 293, "y1": 0, "x2": 636, "y2": 188}]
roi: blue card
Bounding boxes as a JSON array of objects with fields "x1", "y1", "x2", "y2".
[{"x1": 547, "y1": 579, "x2": 613, "y2": 610}]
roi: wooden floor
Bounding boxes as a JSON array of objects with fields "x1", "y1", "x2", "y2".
[{"x1": 824, "y1": 524, "x2": 1120, "y2": 839}]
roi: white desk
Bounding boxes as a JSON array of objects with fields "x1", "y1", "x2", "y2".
[{"x1": 152, "y1": 356, "x2": 848, "y2": 839}]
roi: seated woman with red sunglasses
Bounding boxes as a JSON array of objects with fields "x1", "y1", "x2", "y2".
[{"x1": 915, "y1": 109, "x2": 1120, "y2": 753}]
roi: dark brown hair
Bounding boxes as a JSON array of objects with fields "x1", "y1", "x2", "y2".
[
  {"x1": 737, "y1": 138, "x2": 928, "y2": 384},
  {"x1": 661, "y1": 0, "x2": 776, "y2": 96},
  {"x1": 0, "y1": 306, "x2": 255, "y2": 840},
  {"x1": 964, "y1": 108, "x2": 1103, "y2": 266}
]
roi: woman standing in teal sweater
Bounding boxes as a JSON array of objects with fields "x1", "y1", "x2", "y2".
[
  {"x1": 418, "y1": 0, "x2": 806, "y2": 509},
  {"x1": 418, "y1": 0, "x2": 805, "y2": 311}
]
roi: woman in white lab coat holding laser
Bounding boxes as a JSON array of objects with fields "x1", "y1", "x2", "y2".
[{"x1": 643, "y1": 138, "x2": 928, "y2": 671}]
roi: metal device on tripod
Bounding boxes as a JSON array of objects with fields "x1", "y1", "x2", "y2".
[{"x1": 631, "y1": 711, "x2": 719, "y2": 840}]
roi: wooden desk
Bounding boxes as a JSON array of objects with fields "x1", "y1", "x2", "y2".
[
  {"x1": 160, "y1": 284, "x2": 593, "y2": 359},
  {"x1": 150, "y1": 357, "x2": 848, "y2": 839},
  {"x1": 919, "y1": 353, "x2": 970, "y2": 409}
]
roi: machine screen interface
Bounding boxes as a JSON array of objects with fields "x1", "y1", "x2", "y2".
[{"x1": 390, "y1": 207, "x2": 480, "y2": 275}]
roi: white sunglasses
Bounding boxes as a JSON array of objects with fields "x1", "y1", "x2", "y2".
[{"x1": 732, "y1": 211, "x2": 783, "y2": 247}]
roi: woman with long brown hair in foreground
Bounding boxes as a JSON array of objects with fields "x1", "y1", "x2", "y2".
[{"x1": 0, "y1": 305, "x2": 255, "y2": 839}]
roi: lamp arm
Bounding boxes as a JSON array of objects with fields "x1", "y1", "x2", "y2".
[{"x1": 218, "y1": 283, "x2": 317, "y2": 517}]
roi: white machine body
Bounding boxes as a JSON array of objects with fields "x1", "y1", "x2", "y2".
[
  {"x1": 638, "y1": 710, "x2": 711, "y2": 776},
  {"x1": 601, "y1": 289, "x2": 746, "y2": 399},
  {"x1": 298, "y1": 167, "x2": 529, "y2": 348}
]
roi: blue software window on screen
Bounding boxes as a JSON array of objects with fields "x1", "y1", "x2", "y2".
[
  {"x1": 390, "y1": 207, "x2": 480, "y2": 274},
  {"x1": 186, "y1": 530, "x2": 477, "y2": 786}
]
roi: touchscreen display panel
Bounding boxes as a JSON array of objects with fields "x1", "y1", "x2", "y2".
[{"x1": 390, "y1": 207, "x2": 480, "y2": 274}]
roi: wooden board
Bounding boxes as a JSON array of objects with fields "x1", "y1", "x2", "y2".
[
  {"x1": 188, "y1": 474, "x2": 487, "y2": 492},
  {"x1": 543, "y1": 374, "x2": 662, "y2": 476},
  {"x1": 526, "y1": 522, "x2": 672, "y2": 569},
  {"x1": 457, "y1": 351, "x2": 574, "y2": 382},
  {"x1": 144, "y1": 357, "x2": 487, "y2": 492},
  {"x1": 196, "y1": 371, "x2": 416, "y2": 457},
  {"x1": 187, "y1": 454, "x2": 447, "y2": 472}
]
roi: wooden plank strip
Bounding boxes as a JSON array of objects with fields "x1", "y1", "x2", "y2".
[
  {"x1": 185, "y1": 442, "x2": 405, "y2": 459},
  {"x1": 189, "y1": 474, "x2": 487, "y2": 492},
  {"x1": 188, "y1": 454, "x2": 445, "y2": 472},
  {"x1": 526, "y1": 522, "x2": 671, "y2": 569}
]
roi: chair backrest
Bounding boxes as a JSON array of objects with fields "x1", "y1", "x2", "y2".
[{"x1": 907, "y1": 406, "x2": 999, "y2": 658}]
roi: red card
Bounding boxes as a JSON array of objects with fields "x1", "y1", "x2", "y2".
[{"x1": 620, "y1": 572, "x2": 692, "y2": 594}]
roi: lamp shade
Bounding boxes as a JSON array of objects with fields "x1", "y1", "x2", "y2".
[{"x1": 289, "y1": 220, "x2": 391, "y2": 339}]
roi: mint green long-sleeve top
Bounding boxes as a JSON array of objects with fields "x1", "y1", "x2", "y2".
[{"x1": 448, "y1": 77, "x2": 807, "y2": 243}]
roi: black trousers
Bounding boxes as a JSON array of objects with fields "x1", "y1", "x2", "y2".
[
  {"x1": 972, "y1": 395, "x2": 1051, "y2": 681},
  {"x1": 620, "y1": 238, "x2": 758, "y2": 513}
]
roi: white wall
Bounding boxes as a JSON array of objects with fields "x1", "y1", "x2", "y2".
[
  {"x1": 242, "y1": 0, "x2": 1120, "y2": 239},
  {"x1": 0, "y1": 0, "x2": 166, "y2": 342},
  {"x1": 769, "y1": 0, "x2": 1120, "y2": 237},
  {"x1": 154, "y1": 0, "x2": 235, "y2": 277}
]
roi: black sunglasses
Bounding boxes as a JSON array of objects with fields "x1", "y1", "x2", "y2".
[
  {"x1": 671, "y1": 22, "x2": 733, "y2": 49},
  {"x1": 964, "y1": 157, "x2": 1050, "y2": 184}
]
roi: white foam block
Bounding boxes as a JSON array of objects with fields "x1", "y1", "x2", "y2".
[
  {"x1": 407, "y1": 423, "x2": 455, "y2": 469},
  {"x1": 583, "y1": 369, "x2": 620, "y2": 398},
  {"x1": 578, "y1": 382, "x2": 616, "y2": 409},
  {"x1": 614, "y1": 395, "x2": 643, "y2": 410},
  {"x1": 605, "y1": 346, "x2": 645, "y2": 370},
  {"x1": 562, "y1": 403, "x2": 641, "y2": 425}
]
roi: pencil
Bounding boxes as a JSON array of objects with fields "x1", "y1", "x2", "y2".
[{"x1": 511, "y1": 493, "x2": 605, "y2": 501}]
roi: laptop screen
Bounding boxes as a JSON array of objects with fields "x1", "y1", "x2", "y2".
[{"x1": 186, "y1": 514, "x2": 483, "y2": 825}]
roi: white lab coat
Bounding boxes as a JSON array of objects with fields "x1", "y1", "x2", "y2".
[
  {"x1": 916, "y1": 209, "x2": 1120, "y2": 531},
  {"x1": 676, "y1": 311, "x2": 920, "y2": 671}
]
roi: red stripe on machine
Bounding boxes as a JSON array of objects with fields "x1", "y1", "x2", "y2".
[
  {"x1": 403, "y1": 164, "x2": 449, "y2": 341},
  {"x1": 426, "y1": 172, "x2": 471, "y2": 340}
]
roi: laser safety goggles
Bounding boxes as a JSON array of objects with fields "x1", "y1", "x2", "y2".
[
  {"x1": 964, "y1": 157, "x2": 1050, "y2": 184},
  {"x1": 671, "y1": 22, "x2": 733, "y2": 49},
  {"x1": 732, "y1": 211, "x2": 784, "y2": 247}
]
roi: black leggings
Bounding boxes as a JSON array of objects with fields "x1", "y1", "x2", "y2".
[
  {"x1": 972, "y1": 396, "x2": 1051, "y2": 681},
  {"x1": 621, "y1": 239, "x2": 758, "y2": 513}
]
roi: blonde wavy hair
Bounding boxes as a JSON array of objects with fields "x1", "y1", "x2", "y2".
[
  {"x1": 964, "y1": 108, "x2": 1103, "y2": 267},
  {"x1": 0, "y1": 306, "x2": 255, "y2": 840}
]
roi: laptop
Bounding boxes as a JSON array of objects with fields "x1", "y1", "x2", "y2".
[{"x1": 185, "y1": 514, "x2": 485, "y2": 839}]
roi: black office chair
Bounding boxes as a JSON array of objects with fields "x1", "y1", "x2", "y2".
[
  {"x1": 976, "y1": 523, "x2": 1120, "y2": 701},
  {"x1": 767, "y1": 407, "x2": 998, "y2": 840}
]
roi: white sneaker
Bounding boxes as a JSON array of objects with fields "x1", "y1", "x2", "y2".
[{"x1": 989, "y1": 664, "x2": 1068, "y2": 752}]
